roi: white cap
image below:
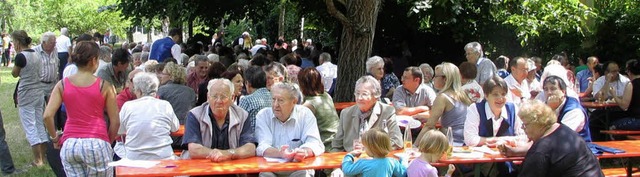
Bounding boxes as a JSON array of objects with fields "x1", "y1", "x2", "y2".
[{"x1": 306, "y1": 39, "x2": 312, "y2": 43}]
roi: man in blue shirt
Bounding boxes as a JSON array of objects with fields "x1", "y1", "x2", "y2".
[{"x1": 576, "y1": 56, "x2": 599, "y2": 93}]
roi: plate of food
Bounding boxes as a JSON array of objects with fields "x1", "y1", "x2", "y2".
[{"x1": 396, "y1": 116, "x2": 422, "y2": 129}]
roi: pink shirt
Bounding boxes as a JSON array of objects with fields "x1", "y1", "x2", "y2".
[{"x1": 60, "y1": 77, "x2": 109, "y2": 144}]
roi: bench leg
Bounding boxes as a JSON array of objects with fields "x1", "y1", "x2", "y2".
[{"x1": 627, "y1": 158, "x2": 632, "y2": 177}]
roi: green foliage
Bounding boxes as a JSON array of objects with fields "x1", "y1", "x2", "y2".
[
  {"x1": 594, "y1": 0, "x2": 640, "y2": 62},
  {"x1": 5, "y1": 0, "x2": 130, "y2": 42}
]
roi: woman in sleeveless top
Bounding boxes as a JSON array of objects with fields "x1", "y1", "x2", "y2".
[
  {"x1": 298, "y1": 68, "x2": 339, "y2": 152},
  {"x1": 610, "y1": 60, "x2": 640, "y2": 130},
  {"x1": 10, "y1": 30, "x2": 48, "y2": 166},
  {"x1": 43, "y1": 41, "x2": 120, "y2": 176},
  {"x1": 416, "y1": 62, "x2": 472, "y2": 146}
]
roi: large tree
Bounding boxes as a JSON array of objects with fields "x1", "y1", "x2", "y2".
[{"x1": 326, "y1": 0, "x2": 382, "y2": 102}]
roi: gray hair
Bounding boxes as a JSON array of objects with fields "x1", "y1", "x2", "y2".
[
  {"x1": 419, "y1": 63, "x2": 434, "y2": 77},
  {"x1": 60, "y1": 27, "x2": 68, "y2": 36},
  {"x1": 366, "y1": 56, "x2": 384, "y2": 73},
  {"x1": 207, "y1": 54, "x2": 220, "y2": 63},
  {"x1": 99, "y1": 46, "x2": 112, "y2": 62},
  {"x1": 41, "y1": 32, "x2": 56, "y2": 44},
  {"x1": 355, "y1": 75, "x2": 382, "y2": 98},
  {"x1": 141, "y1": 52, "x2": 150, "y2": 62},
  {"x1": 194, "y1": 54, "x2": 209, "y2": 64},
  {"x1": 207, "y1": 78, "x2": 234, "y2": 96},
  {"x1": 320, "y1": 52, "x2": 331, "y2": 63},
  {"x1": 272, "y1": 82, "x2": 300, "y2": 101},
  {"x1": 464, "y1": 42, "x2": 483, "y2": 54},
  {"x1": 265, "y1": 62, "x2": 287, "y2": 78},
  {"x1": 132, "y1": 72, "x2": 160, "y2": 97}
]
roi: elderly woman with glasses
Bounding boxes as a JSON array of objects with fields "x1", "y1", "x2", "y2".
[
  {"x1": 115, "y1": 72, "x2": 180, "y2": 160},
  {"x1": 330, "y1": 75, "x2": 403, "y2": 176},
  {"x1": 499, "y1": 100, "x2": 603, "y2": 177}
]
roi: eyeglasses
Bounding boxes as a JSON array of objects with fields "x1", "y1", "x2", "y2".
[
  {"x1": 209, "y1": 94, "x2": 230, "y2": 101},
  {"x1": 354, "y1": 92, "x2": 373, "y2": 98}
]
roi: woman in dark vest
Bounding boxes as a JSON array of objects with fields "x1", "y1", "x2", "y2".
[{"x1": 464, "y1": 75, "x2": 523, "y2": 177}]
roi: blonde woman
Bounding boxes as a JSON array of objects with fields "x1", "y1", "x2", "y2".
[{"x1": 415, "y1": 62, "x2": 472, "y2": 146}]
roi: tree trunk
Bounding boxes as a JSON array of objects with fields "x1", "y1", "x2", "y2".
[
  {"x1": 278, "y1": 2, "x2": 286, "y2": 38},
  {"x1": 327, "y1": 0, "x2": 381, "y2": 102}
]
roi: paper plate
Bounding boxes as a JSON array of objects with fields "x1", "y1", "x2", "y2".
[{"x1": 396, "y1": 116, "x2": 422, "y2": 129}]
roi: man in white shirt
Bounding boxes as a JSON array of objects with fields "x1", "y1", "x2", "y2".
[
  {"x1": 593, "y1": 62, "x2": 630, "y2": 99},
  {"x1": 255, "y1": 82, "x2": 324, "y2": 176},
  {"x1": 316, "y1": 52, "x2": 337, "y2": 93},
  {"x1": 504, "y1": 57, "x2": 530, "y2": 105},
  {"x1": 250, "y1": 39, "x2": 266, "y2": 56},
  {"x1": 56, "y1": 27, "x2": 72, "y2": 79}
]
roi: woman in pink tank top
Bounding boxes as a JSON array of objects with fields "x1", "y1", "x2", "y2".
[{"x1": 43, "y1": 41, "x2": 120, "y2": 176}]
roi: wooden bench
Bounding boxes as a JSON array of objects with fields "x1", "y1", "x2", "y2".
[
  {"x1": 603, "y1": 167, "x2": 640, "y2": 177},
  {"x1": 601, "y1": 130, "x2": 640, "y2": 136}
]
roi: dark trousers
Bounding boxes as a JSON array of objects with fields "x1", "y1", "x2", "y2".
[
  {"x1": 57, "y1": 52, "x2": 69, "y2": 79},
  {"x1": 0, "y1": 109, "x2": 16, "y2": 174},
  {"x1": 1, "y1": 49, "x2": 9, "y2": 66}
]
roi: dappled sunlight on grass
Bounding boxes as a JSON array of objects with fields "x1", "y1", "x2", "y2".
[{"x1": 1, "y1": 67, "x2": 55, "y2": 176}]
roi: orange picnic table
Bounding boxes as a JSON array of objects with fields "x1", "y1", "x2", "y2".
[
  {"x1": 170, "y1": 125, "x2": 185, "y2": 137},
  {"x1": 116, "y1": 151, "x2": 347, "y2": 176},
  {"x1": 334, "y1": 102, "x2": 355, "y2": 113},
  {"x1": 116, "y1": 140, "x2": 640, "y2": 176}
]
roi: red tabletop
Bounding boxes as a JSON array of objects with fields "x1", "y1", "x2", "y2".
[
  {"x1": 593, "y1": 140, "x2": 640, "y2": 159},
  {"x1": 627, "y1": 135, "x2": 640, "y2": 140},
  {"x1": 170, "y1": 125, "x2": 185, "y2": 137},
  {"x1": 581, "y1": 101, "x2": 619, "y2": 109},
  {"x1": 334, "y1": 102, "x2": 355, "y2": 112},
  {"x1": 600, "y1": 130, "x2": 640, "y2": 135},
  {"x1": 116, "y1": 152, "x2": 348, "y2": 177}
]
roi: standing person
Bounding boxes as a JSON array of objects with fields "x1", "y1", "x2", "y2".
[
  {"x1": 0, "y1": 33, "x2": 7, "y2": 67},
  {"x1": 56, "y1": 28, "x2": 72, "y2": 79},
  {"x1": 341, "y1": 129, "x2": 407, "y2": 177},
  {"x1": 316, "y1": 52, "x2": 338, "y2": 93},
  {"x1": 0, "y1": 110, "x2": 20, "y2": 175},
  {"x1": 43, "y1": 41, "x2": 120, "y2": 176},
  {"x1": 11, "y1": 30, "x2": 48, "y2": 167},
  {"x1": 464, "y1": 42, "x2": 497, "y2": 86},
  {"x1": 35, "y1": 32, "x2": 60, "y2": 100},
  {"x1": 149, "y1": 28, "x2": 182, "y2": 63}
]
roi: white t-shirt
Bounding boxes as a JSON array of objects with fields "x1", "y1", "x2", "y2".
[
  {"x1": 316, "y1": 62, "x2": 338, "y2": 92},
  {"x1": 115, "y1": 96, "x2": 180, "y2": 160},
  {"x1": 62, "y1": 64, "x2": 78, "y2": 79},
  {"x1": 56, "y1": 35, "x2": 72, "y2": 53}
]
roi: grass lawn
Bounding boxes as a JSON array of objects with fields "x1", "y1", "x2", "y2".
[{"x1": 1, "y1": 66, "x2": 55, "y2": 176}]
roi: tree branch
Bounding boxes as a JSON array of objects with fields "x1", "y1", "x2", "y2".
[{"x1": 325, "y1": 0, "x2": 350, "y2": 27}]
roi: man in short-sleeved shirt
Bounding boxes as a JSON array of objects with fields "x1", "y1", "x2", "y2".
[
  {"x1": 255, "y1": 82, "x2": 324, "y2": 176},
  {"x1": 393, "y1": 67, "x2": 436, "y2": 116},
  {"x1": 465, "y1": 42, "x2": 497, "y2": 85}
]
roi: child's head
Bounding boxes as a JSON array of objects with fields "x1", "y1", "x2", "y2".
[
  {"x1": 361, "y1": 129, "x2": 392, "y2": 158},
  {"x1": 417, "y1": 130, "x2": 449, "y2": 155}
]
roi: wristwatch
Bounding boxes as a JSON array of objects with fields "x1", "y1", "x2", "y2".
[{"x1": 228, "y1": 149, "x2": 236, "y2": 159}]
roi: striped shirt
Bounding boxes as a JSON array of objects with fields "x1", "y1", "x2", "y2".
[{"x1": 33, "y1": 45, "x2": 59, "y2": 82}]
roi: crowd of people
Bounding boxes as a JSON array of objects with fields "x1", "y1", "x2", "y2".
[{"x1": 1, "y1": 27, "x2": 639, "y2": 177}]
